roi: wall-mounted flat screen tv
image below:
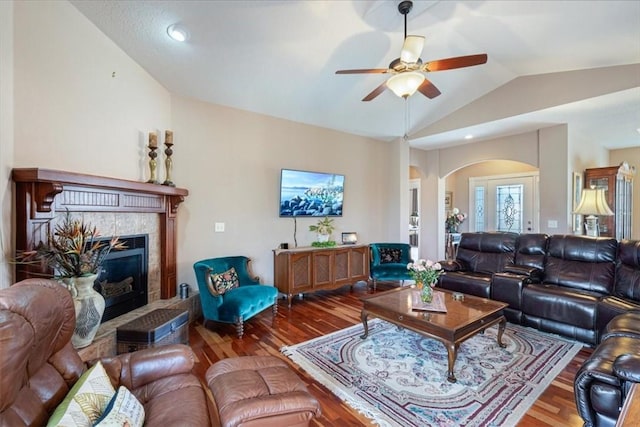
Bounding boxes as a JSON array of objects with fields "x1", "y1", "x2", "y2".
[{"x1": 279, "y1": 169, "x2": 345, "y2": 217}]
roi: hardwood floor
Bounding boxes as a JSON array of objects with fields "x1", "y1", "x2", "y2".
[{"x1": 188, "y1": 281, "x2": 592, "y2": 426}]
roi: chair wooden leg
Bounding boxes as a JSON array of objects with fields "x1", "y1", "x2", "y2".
[{"x1": 234, "y1": 316, "x2": 244, "y2": 339}]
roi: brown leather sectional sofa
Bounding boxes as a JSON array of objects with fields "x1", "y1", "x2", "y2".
[
  {"x1": 0, "y1": 278, "x2": 214, "y2": 426},
  {"x1": 438, "y1": 232, "x2": 640, "y2": 427}
]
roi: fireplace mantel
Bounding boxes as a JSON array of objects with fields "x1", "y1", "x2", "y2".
[{"x1": 12, "y1": 168, "x2": 189, "y2": 299}]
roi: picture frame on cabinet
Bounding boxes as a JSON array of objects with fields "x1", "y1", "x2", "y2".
[{"x1": 445, "y1": 191, "x2": 453, "y2": 212}]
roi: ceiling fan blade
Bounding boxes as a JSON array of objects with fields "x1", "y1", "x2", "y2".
[
  {"x1": 336, "y1": 69, "x2": 390, "y2": 74},
  {"x1": 422, "y1": 54, "x2": 488, "y2": 72},
  {"x1": 362, "y1": 81, "x2": 388, "y2": 102},
  {"x1": 417, "y1": 78, "x2": 441, "y2": 99},
  {"x1": 400, "y1": 35, "x2": 425, "y2": 63}
]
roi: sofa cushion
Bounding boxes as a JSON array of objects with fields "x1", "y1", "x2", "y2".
[
  {"x1": 47, "y1": 361, "x2": 115, "y2": 427},
  {"x1": 208, "y1": 267, "x2": 240, "y2": 296},
  {"x1": 522, "y1": 283, "x2": 599, "y2": 330},
  {"x1": 543, "y1": 235, "x2": 617, "y2": 295},
  {"x1": 94, "y1": 386, "x2": 144, "y2": 427},
  {"x1": 614, "y1": 240, "x2": 640, "y2": 301},
  {"x1": 456, "y1": 232, "x2": 517, "y2": 274},
  {"x1": 513, "y1": 233, "x2": 548, "y2": 270},
  {"x1": 379, "y1": 248, "x2": 403, "y2": 264},
  {"x1": 438, "y1": 272, "x2": 491, "y2": 298}
]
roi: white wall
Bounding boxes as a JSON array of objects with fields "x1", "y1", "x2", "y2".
[
  {"x1": 12, "y1": 1, "x2": 171, "y2": 180},
  {"x1": 171, "y1": 95, "x2": 394, "y2": 286},
  {"x1": 0, "y1": 1, "x2": 14, "y2": 288},
  {"x1": 3, "y1": 1, "x2": 399, "y2": 291},
  {"x1": 411, "y1": 126, "x2": 573, "y2": 260}
]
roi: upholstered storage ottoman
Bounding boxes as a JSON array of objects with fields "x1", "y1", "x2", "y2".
[
  {"x1": 116, "y1": 308, "x2": 189, "y2": 354},
  {"x1": 206, "y1": 355, "x2": 321, "y2": 427}
]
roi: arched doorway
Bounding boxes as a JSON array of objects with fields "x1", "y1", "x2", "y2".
[{"x1": 444, "y1": 160, "x2": 540, "y2": 234}]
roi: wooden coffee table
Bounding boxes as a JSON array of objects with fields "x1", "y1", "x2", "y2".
[{"x1": 360, "y1": 287, "x2": 508, "y2": 383}]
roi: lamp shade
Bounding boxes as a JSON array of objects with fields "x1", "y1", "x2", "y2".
[
  {"x1": 573, "y1": 188, "x2": 614, "y2": 216},
  {"x1": 400, "y1": 35, "x2": 425, "y2": 63},
  {"x1": 386, "y1": 72, "x2": 425, "y2": 98}
]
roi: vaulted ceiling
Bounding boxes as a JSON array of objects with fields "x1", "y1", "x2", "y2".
[{"x1": 71, "y1": 0, "x2": 640, "y2": 150}]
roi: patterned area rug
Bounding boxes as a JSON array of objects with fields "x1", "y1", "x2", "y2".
[{"x1": 281, "y1": 319, "x2": 582, "y2": 426}]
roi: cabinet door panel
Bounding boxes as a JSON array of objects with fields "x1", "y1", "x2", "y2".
[
  {"x1": 291, "y1": 252, "x2": 313, "y2": 291},
  {"x1": 350, "y1": 246, "x2": 369, "y2": 279},
  {"x1": 334, "y1": 249, "x2": 350, "y2": 285},
  {"x1": 313, "y1": 251, "x2": 333, "y2": 287}
]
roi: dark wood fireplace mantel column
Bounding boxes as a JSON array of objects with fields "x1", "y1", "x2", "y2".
[{"x1": 12, "y1": 168, "x2": 189, "y2": 299}]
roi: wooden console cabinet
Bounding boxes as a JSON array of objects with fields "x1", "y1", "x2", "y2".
[{"x1": 273, "y1": 245, "x2": 369, "y2": 307}]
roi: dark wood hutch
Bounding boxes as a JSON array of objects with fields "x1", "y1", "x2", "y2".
[{"x1": 12, "y1": 168, "x2": 188, "y2": 299}]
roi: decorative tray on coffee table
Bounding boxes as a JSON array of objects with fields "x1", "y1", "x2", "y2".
[{"x1": 411, "y1": 290, "x2": 448, "y2": 313}]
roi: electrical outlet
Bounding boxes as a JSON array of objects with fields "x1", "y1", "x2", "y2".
[
  {"x1": 548, "y1": 220, "x2": 558, "y2": 228},
  {"x1": 214, "y1": 222, "x2": 225, "y2": 232}
]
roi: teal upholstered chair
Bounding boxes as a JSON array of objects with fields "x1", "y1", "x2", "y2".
[
  {"x1": 193, "y1": 256, "x2": 278, "y2": 338},
  {"x1": 369, "y1": 243, "x2": 413, "y2": 290}
]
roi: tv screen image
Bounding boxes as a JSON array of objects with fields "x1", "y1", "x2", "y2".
[{"x1": 279, "y1": 169, "x2": 345, "y2": 217}]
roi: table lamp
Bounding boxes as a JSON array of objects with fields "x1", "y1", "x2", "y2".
[{"x1": 573, "y1": 187, "x2": 614, "y2": 237}]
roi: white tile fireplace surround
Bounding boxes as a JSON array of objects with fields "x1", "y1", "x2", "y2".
[
  {"x1": 84, "y1": 212, "x2": 161, "y2": 303},
  {"x1": 12, "y1": 168, "x2": 188, "y2": 301}
]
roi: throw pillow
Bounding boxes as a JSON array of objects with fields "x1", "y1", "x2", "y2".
[
  {"x1": 207, "y1": 267, "x2": 240, "y2": 296},
  {"x1": 93, "y1": 386, "x2": 145, "y2": 427},
  {"x1": 379, "y1": 248, "x2": 402, "y2": 264},
  {"x1": 47, "y1": 361, "x2": 116, "y2": 427}
]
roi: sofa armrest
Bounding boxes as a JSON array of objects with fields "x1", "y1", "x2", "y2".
[
  {"x1": 502, "y1": 264, "x2": 543, "y2": 281},
  {"x1": 614, "y1": 354, "x2": 640, "y2": 383},
  {"x1": 440, "y1": 260, "x2": 466, "y2": 272},
  {"x1": 95, "y1": 344, "x2": 196, "y2": 390}
]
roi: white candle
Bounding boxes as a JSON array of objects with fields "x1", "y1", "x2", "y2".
[{"x1": 149, "y1": 132, "x2": 158, "y2": 148}]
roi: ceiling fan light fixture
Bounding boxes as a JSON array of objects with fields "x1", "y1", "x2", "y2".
[
  {"x1": 387, "y1": 72, "x2": 425, "y2": 98},
  {"x1": 400, "y1": 35, "x2": 425, "y2": 63}
]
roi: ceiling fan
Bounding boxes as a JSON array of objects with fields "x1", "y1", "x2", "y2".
[{"x1": 336, "y1": 0, "x2": 488, "y2": 102}]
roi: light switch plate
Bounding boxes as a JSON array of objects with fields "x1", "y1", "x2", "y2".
[
  {"x1": 548, "y1": 220, "x2": 558, "y2": 228},
  {"x1": 214, "y1": 222, "x2": 225, "y2": 232}
]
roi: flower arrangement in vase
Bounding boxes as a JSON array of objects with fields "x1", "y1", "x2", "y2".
[
  {"x1": 445, "y1": 208, "x2": 467, "y2": 233},
  {"x1": 16, "y1": 210, "x2": 125, "y2": 348},
  {"x1": 407, "y1": 259, "x2": 443, "y2": 303}
]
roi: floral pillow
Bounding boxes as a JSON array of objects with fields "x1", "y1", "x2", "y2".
[
  {"x1": 47, "y1": 361, "x2": 115, "y2": 427},
  {"x1": 379, "y1": 248, "x2": 402, "y2": 264},
  {"x1": 94, "y1": 386, "x2": 145, "y2": 427},
  {"x1": 207, "y1": 267, "x2": 240, "y2": 296}
]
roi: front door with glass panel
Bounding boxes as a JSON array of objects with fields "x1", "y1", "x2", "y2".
[{"x1": 469, "y1": 174, "x2": 539, "y2": 233}]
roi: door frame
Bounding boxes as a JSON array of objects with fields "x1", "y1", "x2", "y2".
[{"x1": 468, "y1": 171, "x2": 540, "y2": 233}]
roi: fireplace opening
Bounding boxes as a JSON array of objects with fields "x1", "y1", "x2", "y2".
[{"x1": 95, "y1": 234, "x2": 148, "y2": 322}]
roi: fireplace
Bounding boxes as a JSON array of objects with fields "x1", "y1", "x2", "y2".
[{"x1": 95, "y1": 234, "x2": 148, "y2": 322}]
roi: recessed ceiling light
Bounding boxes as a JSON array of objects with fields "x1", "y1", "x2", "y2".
[
  {"x1": 464, "y1": 134, "x2": 473, "y2": 140},
  {"x1": 167, "y1": 24, "x2": 189, "y2": 42}
]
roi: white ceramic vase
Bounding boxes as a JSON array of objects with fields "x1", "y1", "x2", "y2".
[
  {"x1": 317, "y1": 233, "x2": 330, "y2": 243},
  {"x1": 64, "y1": 274, "x2": 105, "y2": 349}
]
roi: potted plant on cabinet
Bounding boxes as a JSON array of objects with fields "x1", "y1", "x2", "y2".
[{"x1": 309, "y1": 216, "x2": 336, "y2": 247}]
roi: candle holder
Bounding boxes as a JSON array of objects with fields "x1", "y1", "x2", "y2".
[
  {"x1": 162, "y1": 142, "x2": 175, "y2": 187},
  {"x1": 147, "y1": 145, "x2": 159, "y2": 184}
]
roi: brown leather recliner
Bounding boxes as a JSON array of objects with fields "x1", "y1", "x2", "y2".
[{"x1": 0, "y1": 278, "x2": 213, "y2": 426}]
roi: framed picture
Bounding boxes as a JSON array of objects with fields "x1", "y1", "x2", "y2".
[
  {"x1": 573, "y1": 172, "x2": 583, "y2": 232},
  {"x1": 444, "y1": 191, "x2": 453, "y2": 211}
]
